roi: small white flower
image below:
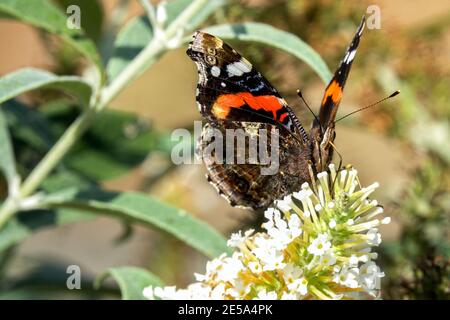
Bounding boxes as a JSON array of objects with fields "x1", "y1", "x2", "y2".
[
  {"x1": 381, "y1": 217, "x2": 391, "y2": 224},
  {"x1": 321, "y1": 251, "x2": 337, "y2": 266},
  {"x1": 253, "y1": 247, "x2": 285, "y2": 271},
  {"x1": 276, "y1": 197, "x2": 293, "y2": 212},
  {"x1": 366, "y1": 228, "x2": 382, "y2": 245},
  {"x1": 307, "y1": 233, "x2": 332, "y2": 256},
  {"x1": 186, "y1": 283, "x2": 211, "y2": 299},
  {"x1": 359, "y1": 261, "x2": 384, "y2": 290},
  {"x1": 143, "y1": 286, "x2": 155, "y2": 299},
  {"x1": 349, "y1": 255, "x2": 359, "y2": 266},
  {"x1": 216, "y1": 254, "x2": 244, "y2": 282},
  {"x1": 152, "y1": 286, "x2": 178, "y2": 299},
  {"x1": 281, "y1": 292, "x2": 298, "y2": 300},
  {"x1": 334, "y1": 266, "x2": 360, "y2": 288},
  {"x1": 265, "y1": 212, "x2": 302, "y2": 249},
  {"x1": 282, "y1": 263, "x2": 303, "y2": 285},
  {"x1": 288, "y1": 277, "x2": 308, "y2": 296},
  {"x1": 227, "y1": 229, "x2": 254, "y2": 248},
  {"x1": 254, "y1": 289, "x2": 278, "y2": 300},
  {"x1": 210, "y1": 283, "x2": 226, "y2": 300},
  {"x1": 226, "y1": 279, "x2": 251, "y2": 299},
  {"x1": 328, "y1": 219, "x2": 337, "y2": 229}
]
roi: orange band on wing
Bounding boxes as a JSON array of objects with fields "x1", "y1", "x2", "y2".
[
  {"x1": 321, "y1": 80, "x2": 343, "y2": 107},
  {"x1": 279, "y1": 112, "x2": 288, "y2": 122},
  {"x1": 212, "y1": 93, "x2": 284, "y2": 120}
]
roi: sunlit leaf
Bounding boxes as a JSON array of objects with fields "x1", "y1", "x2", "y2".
[
  {"x1": 43, "y1": 188, "x2": 230, "y2": 258},
  {"x1": 203, "y1": 22, "x2": 332, "y2": 84},
  {"x1": 0, "y1": 68, "x2": 92, "y2": 107}
]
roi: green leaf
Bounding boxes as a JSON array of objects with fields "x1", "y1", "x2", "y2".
[
  {"x1": 8, "y1": 101, "x2": 171, "y2": 181},
  {"x1": 203, "y1": 23, "x2": 332, "y2": 84},
  {"x1": 0, "y1": 68, "x2": 92, "y2": 107},
  {"x1": 106, "y1": 0, "x2": 225, "y2": 81},
  {"x1": 96, "y1": 266, "x2": 163, "y2": 300},
  {"x1": 0, "y1": 110, "x2": 17, "y2": 188},
  {"x1": 0, "y1": 0, "x2": 103, "y2": 78},
  {"x1": 43, "y1": 188, "x2": 230, "y2": 258},
  {"x1": 0, "y1": 219, "x2": 26, "y2": 253}
]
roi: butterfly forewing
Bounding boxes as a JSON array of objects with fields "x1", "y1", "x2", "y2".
[{"x1": 186, "y1": 18, "x2": 365, "y2": 210}]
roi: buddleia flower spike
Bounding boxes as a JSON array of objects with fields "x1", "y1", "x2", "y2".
[{"x1": 144, "y1": 165, "x2": 390, "y2": 300}]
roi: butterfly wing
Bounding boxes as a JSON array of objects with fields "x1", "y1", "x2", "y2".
[
  {"x1": 187, "y1": 32, "x2": 312, "y2": 210},
  {"x1": 318, "y1": 17, "x2": 366, "y2": 128},
  {"x1": 187, "y1": 31, "x2": 309, "y2": 143},
  {"x1": 197, "y1": 121, "x2": 311, "y2": 210}
]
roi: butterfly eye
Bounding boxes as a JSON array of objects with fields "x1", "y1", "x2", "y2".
[
  {"x1": 205, "y1": 55, "x2": 216, "y2": 65},
  {"x1": 207, "y1": 47, "x2": 216, "y2": 55}
]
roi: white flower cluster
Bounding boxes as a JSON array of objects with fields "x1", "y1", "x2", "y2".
[{"x1": 144, "y1": 165, "x2": 390, "y2": 300}]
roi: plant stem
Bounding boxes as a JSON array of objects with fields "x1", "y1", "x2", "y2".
[
  {"x1": 0, "y1": 109, "x2": 97, "y2": 230},
  {"x1": 0, "y1": 198, "x2": 17, "y2": 230}
]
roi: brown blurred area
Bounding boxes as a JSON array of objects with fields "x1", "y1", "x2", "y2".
[{"x1": 1, "y1": 0, "x2": 449, "y2": 288}]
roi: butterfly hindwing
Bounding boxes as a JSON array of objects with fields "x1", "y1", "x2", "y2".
[{"x1": 196, "y1": 121, "x2": 311, "y2": 210}]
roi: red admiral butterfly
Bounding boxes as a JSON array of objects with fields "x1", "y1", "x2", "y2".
[{"x1": 187, "y1": 17, "x2": 366, "y2": 211}]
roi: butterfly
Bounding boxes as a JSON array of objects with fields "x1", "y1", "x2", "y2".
[{"x1": 186, "y1": 17, "x2": 366, "y2": 211}]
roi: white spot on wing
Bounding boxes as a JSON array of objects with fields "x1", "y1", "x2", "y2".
[
  {"x1": 221, "y1": 82, "x2": 226, "y2": 87},
  {"x1": 211, "y1": 66, "x2": 221, "y2": 77},
  {"x1": 236, "y1": 59, "x2": 252, "y2": 72},
  {"x1": 344, "y1": 49, "x2": 357, "y2": 64},
  {"x1": 343, "y1": 51, "x2": 349, "y2": 63},
  {"x1": 226, "y1": 60, "x2": 252, "y2": 77},
  {"x1": 227, "y1": 63, "x2": 243, "y2": 77}
]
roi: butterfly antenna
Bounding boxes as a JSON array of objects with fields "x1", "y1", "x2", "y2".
[
  {"x1": 297, "y1": 90, "x2": 321, "y2": 127},
  {"x1": 335, "y1": 90, "x2": 400, "y2": 123}
]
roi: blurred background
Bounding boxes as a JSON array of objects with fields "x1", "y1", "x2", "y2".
[{"x1": 0, "y1": 0, "x2": 448, "y2": 299}]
